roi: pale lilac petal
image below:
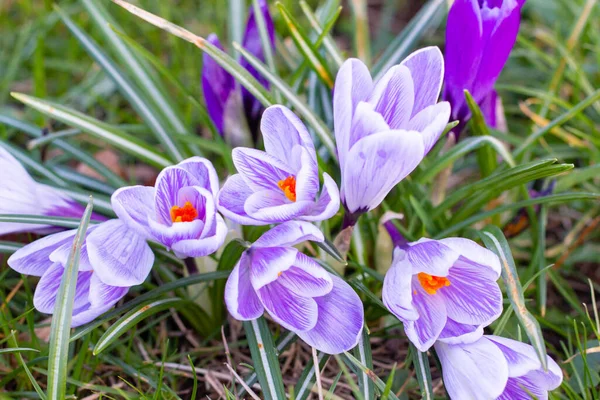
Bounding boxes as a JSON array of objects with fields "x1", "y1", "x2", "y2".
[
  {"x1": 294, "y1": 147, "x2": 319, "y2": 202},
  {"x1": 278, "y1": 253, "x2": 332, "y2": 297},
  {"x1": 439, "y1": 237, "x2": 501, "y2": 278},
  {"x1": 217, "y1": 174, "x2": 264, "y2": 225},
  {"x1": 225, "y1": 253, "x2": 264, "y2": 320},
  {"x1": 148, "y1": 218, "x2": 205, "y2": 249},
  {"x1": 248, "y1": 247, "x2": 298, "y2": 289},
  {"x1": 34, "y1": 264, "x2": 92, "y2": 313},
  {"x1": 333, "y1": 58, "x2": 374, "y2": 167},
  {"x1": 297, "y1": 275, "x2": 364, "y2": 354},
  {"x1": 438, "y1": 318, "x2": 484, "y2": 345},
  {"x1": 407, "y1": 101, "x2": 451, "y2": 154},
  {"x1": 202, "y1": 34, "x2": 235, "y2": 134},
  {"x1": 49, "y1": 238, "x2": 94, "y2": 272},
  {"x1": 170, "y1": 214, "x2": 227, "y2": 258},
  {"x1": 110, "y1": 185, "x2": 155, "y2": 237},
  {"x1": 400, "y1": 46, "x2": 444, "y2": 116},
  {"x1": 7, "y1": 229, "x2": 77, "y2": 276},
  {"x1": 349, "y1": 101, "x2": 390, "y2": 149},
  {"x1": 232, "y1": 147, "x2": 294, "y2": 192},
  {"x1": 404, "y1": 278, "x2": 447, "y2": 351},
  {"x1": 257, "y1": 280, "x2": 318, "y2": 332},
  {"x1": 176, "y1": 157, "x2": 220, "y2": 196},
  {"x1": 434, "y1": 337, "x2": 509, "y2": 400},
  {"x1": 498, "y1": 375, "x2": 548, "y2": 400},
  {"x1": 253, "y1": 221, "x2": 324, "y2": 248},
  {"x1": 342, "y1": 130, "x2": 425, "y2": 213},
  {"x1": 368, "y1": 65, "x2": 415, "y2": 129},
  {"x1": 407, "y1": 239, "x2": 459, "y2": 276},
  {"x1": 300, "y1": 173, "x2": 340, "y2": 222},
  {"x1": 71, "y1": 274, "x2": 128, "y2": 327},
  {"x1": 86, "y1": 220, "x2": 155, "y2": 287},
  {"x1": 154, "y1": 166, "x2": 198, "y2": 225},
  {"x1": 441, "y1": 262, "x2": 502, "y2": 325},
  {"x1": 244, "y1": 190, "x2": 313, "y2": 223},
  {"x1": 383, "y1": 248, "x2": 419, "y2": 321}
]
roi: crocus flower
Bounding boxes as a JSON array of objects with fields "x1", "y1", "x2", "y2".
[
  {"x1": 0, "y1": 146, "x2": 105, "y2": 236},
  {"x1": 435, "y1": 335, "x2": 562, "y2": 399},
  {"x1": 202, "y1": 0, "x2": 274, "y2": 145},
  {"x1": 382, "y1": 237, "x2": 502, "y2": 351},
  {"x1": 333, "y1": 47, "x2": 450, "y2": 219},
  {"x1": 7, "y1": 219, "x2": 154, "y2": 327},
  {"x1": 217, "y1": 105, "x2": 340, "y2": 225},
  {"x1": 443, "y1": 0, "x2": 525, "y2": 128},
  {"x1": 225, "y1": 221, "x2": 364, "y2": 354},
  {"x1": 111, "y1": 157, "x2": 227, "y2": 258}
]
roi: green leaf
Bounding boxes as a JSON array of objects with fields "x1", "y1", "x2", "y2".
[
  {"x1": 3, "y1": 329, "x2": 47, "y2": 400},
  {"x1": 479, "y1": 225, "x2": 548, "y2": 370},
  {"x1": 93, "y1": 298, "x2": 187, "y2": 355},
  {"x1": 317, "y1": 238, "x2": 347, "y2": 264},
  {"x1": 412, "y1": 344, "x2": 433, "y2": 400},
  {"x1": 47, "y1": 196, "x2": 94, "y2": 400},
  {"x1": 0, "y1": 214, "x2": 97, "y2": 229},
  {"x1": 464, "y1": 89, "x2": 497, "y2": 178},
  {"x1": 294, "y1": 351, "x2": 328, "y2": 400},
  {"x1": 11, "y1": 93, "x2": 173, "y2": 168},
  {"x1": 353, "y1": 328, "x2": 375, "y2": 400},
  {"x1": 299, "y1": 1, "x2": 344, "y2": 67},
  {"x1": 0, "y1": 347, "x2": 39, "y2": 355},
  {"x1": 380, "y1": 363, "x2": 396, "y2": 400},
  {"x1": 242, "y1": 317, "x2": 287, "y2": 400},
  {"x1": 0, "y1": 241, "x2": 23, "y2": 254},
  {"x1": 342, "y1": 352, "x2": 400, "y2": 400}
]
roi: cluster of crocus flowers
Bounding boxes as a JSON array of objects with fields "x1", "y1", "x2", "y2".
[
  {"x1": 443, "y1": 0, "x2": 526, "y2": 131},
  {"x1": 333, "y1": 47, "x2": 450, "y2": 222}
]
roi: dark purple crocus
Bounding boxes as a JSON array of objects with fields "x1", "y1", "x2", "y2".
[
  {"x1": 382, "y1": 237, "x2": 502, "y2": 351},
  {"x1": 0, "y1": 146, "x2": 105, "y2": 236},
  {"x1": 8, "y1": 219, "x2": 154, "y2": 326},
  {"x1": 202, "y1": 0, "x2": 274, "y2": 145},
  {"x1": 443, "y1": 0, "x2": 525, "y2": 129},
  {"x1": 225, "y1": 221, "x2": 364, "y2": 354},
  {"x1": 435, "y1": 335, "x2": 562, "y2": 399}
]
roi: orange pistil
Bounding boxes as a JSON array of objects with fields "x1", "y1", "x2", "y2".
[
  {"x1": 417, "y1": 273, "x2": 450, "y2": 295},
  {"x1": 278, "y1": 176, "x2": 297, "y2": 202},
  {"x1": 170, "y1": 201, "x2": 198, "y2": 223}
]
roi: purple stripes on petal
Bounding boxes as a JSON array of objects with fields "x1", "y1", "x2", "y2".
[
  {"x1": 111, "y1": 185, "x2": 155, "y2": 238},
  {"x1": 383, "y1": 248, "x2": 419, "y2": 321},
  {"x1": 261, "y1": 105, "x2": 315, "y2": 166},
  {"x1": 300, "y1": 173, "x2": 341, "y2": 222},
  {"x1": 349, "y1": 102, "x2": 390, "y2": 150},
  {"x1": 278, "y1": 253, "x2": 333, "y2": 297},
  {"x1": 294, "y1": 147, "x2": 319, "y2": 202},
  {"x1": 154, "y1": 167, "x2": 198, "y2": 225},
  {"x1": 253, "y1": 221, "x2": 324, "y2": 248},
  {"x1": 404, "y1": 278, "x2": 448, "y2": 351},
  {"x1": 7, "y1": 229, "x2": 77, "y2": 276},
  {"x1": 401, "y1": 46, "x2": 445, "y2": 117},
  {"x1": 248, "y1": 247, "x2": 298, "y2": 289},
  {"x1": 407, "y1": 101, "x2": 451, "y2": 154},
  {"x1": 71, "y1": 274, "x2": 129, "y2": 327},
  {"x1": 217, "y1": 174, "x2": 264, "y2": 225},
  {"x1": 257, "y1": 280, "x2": 318, "y2": 332},
  {"x1": 406, "y1": 238, "x2": 459, "y2": 276},
  {"x1": 170, "y1": 214, "x2": 228, "y2": 258},
  {"x1": 438, "y1": 318, "x2": 484, "y2": 345},
  {"x1": 369, "y1": 65, "x2": 415, "y2": 129},
  {"x1": 232, "y1": 148, "x2": 294, "y2": 192},
  {"x1": 439, "y1": 237, "x2": 501, "y2": 278},
  {"x1": 177, "y1": 157, "x2": 220, "y2": 196},
  {"x1": 225, "y1": 254, "x2": 264, "y2": 320},
  {"x1": 244, "y1": 191, "x2": 313, "y2": 223},
  {"x1": 34, "y1": 264, "x2": 92, "y2": 314}
]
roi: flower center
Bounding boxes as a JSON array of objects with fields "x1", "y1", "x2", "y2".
[
  {"x1": 170, "y1": 201, "x2": 198, "y2": 223},
  {"x1": 417, "y1": 273, "x2": 450, "y2": 295},
  {"x1": 278, "y1": 176, "x2": 297, "y2": 202}
]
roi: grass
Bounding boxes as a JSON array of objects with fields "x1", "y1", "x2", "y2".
[{"x1": 0, "y1": 0, "x2": 599, "y2": 398}]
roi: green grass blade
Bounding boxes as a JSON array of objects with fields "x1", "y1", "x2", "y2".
[
  {"x1": 0, "y1": 214, "x2": 94, "y2": 229},
  {"x1": 242, "y1": 317, "x2": 287, "y2": 400},
  {"x1": 353, "y1": 328, "x2": 375, "y2": 400},
  {"x1": 294, "y1": 351, "x2": 328, "y2": 400},
  {"x1": 4, "y1": 330, "x2": 47, "y2": 400},
  {"x1": 464, "y1": 90, "x2": 498, "y2": 178},
  {"x1": 252, "y1": 0, "x2": 279, "y2": 101},
  {"x1": 412, "y1": 344, "x2": 433, "y2": 400},
  {"x1": 299, "y1": 1, "x2": 344, "y2": 67},
  {"x1": 342, "y1": 351, "x2": 401, "y2": 400},
  {"x1": 47, "y1": 196, "x2": 94, "y2": 400},
  {"x1": 479, "y1": 225, "x2": 548, "y2": 370},
  {"x1": 349, "y1": 0, "x2": 371, "y2": 66}
]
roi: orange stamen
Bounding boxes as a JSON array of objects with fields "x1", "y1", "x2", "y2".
[
  {"x1": 417, "y1": 272, "x2": 450, "y2": 295},
  {"x1": 170, "y1": 201, "x2": 198, "y2": 223},
  {"x1": 277, "y1": 176, "x2": 297, "y2": 202}
]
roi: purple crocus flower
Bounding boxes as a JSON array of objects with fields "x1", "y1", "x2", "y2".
[
  {"x1": 7, "y1": 219, "x2": 154, "y2": 327},
  {"x1": 443, "y1": 0, "x2": 525, "y2": 128},
  {"x1": 217, "y1": 105, "x2": 340, "y2": 225},
  {"x1": 382, "y1": 237, "x2": 502, "y2": 351},
  {"x1": 435, "y1": 335, "x2": 563, "y2": 399},
  {"x1": 202, "y1": 0, "x2": 274, "y2": 144},
  {"x1": 111, "y1": 157, "x2": 227, "y2": 258},
  {"x1": 225, "y1": 221, "x2": 364, "y2": 354},
  {"x1": 0, "y1": 146, "x2": 105, "y2": 236},
  {"x1": 333, "y1": 47, "x2": 450, "y2": 219}
]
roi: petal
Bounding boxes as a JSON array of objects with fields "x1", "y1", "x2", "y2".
[
  {"x1": 154, "y1": 166, "x2": 198, "y2": 225},
  {"x1": 110, "y1": 185, "x2": 155, "y2": 237},
  {"x1": 300, "y1": 173, "x2": 341, "y2": 222},
  {"x1": 406, "y1": 238, "x2": 459, "y2": 276},
  {"x1": 170, "y1": 214, "x2": 228, "y2": 258},
  {"x1": 297, "y1": 275, "x2": 364, "y2": 354},
  {"x1": 176, "y1": 157, "x2": 220, "y2": 196},
  {"x1": 498, "y1": 375, "x2": 549, "y2": 400},
  {"x1": 87, "y1": 220, "x2": 155, "y2": 287},
  {"x1": 400, "y1": 46, "x2": 444, "y2": 116},
  {"x1": 383, "y1": 248, "x2": 419, "y2": 321},
  {"x1": 7, "y1": 229, "x2": 77, "y2": 276},
  {"x1": 295, "y1": 146, "x2": 319, "y2": 202},
  {"x1": 441, "y1": 262, "x2": 503, "y2": 326},
  {"x1": 439, "y1": 237, "x2": 501, "y2": 279},
  {"x1": 217, "y1": 174, "x2": 265, "y2": 225},
  {"x1": 34, "y1": 264, "x2": 92, "y2": 313},
  {"x1": 342, "y1": 130, "x2": 425, "y2": 213},
  {"x1": 253, "y1": 221, "x2": 324, "y2": 248},
  {"x1": 368, "y1": 65, "x2": 415, "y2": 129},
  {"x1": 438, "y1": 318, "x2": 484, "y2": 345},
  {"x1": 480, "y1": 90, "x2": 499, "y2": 129},
  {"x1": 202, "y1": 34, "x2": 235, "y2": 134},
  {"x1": 225, "y1": 253, "x2": 264, "y2": 320},
  {"x1": 232, "y1": 147, "x2": 294, "y2": 192},
  {"x1": 407, "y1": 102, "x2": 451, "y2": 154},
  {"x1": 257, "y1": 279, "x2": 318, "y2": 332},
  {"x1": 349, "y1": 101, "x2": 390, "y2": 150},
  {"x1": 148, "y1": 218, "x2": 205, "y2": 249},
  {"x1": 333, "y1": 58, "x2": 374, "y2": 167},
  {"x1": 244, "y1": 190, "x2": 313, "y2": 223},
  {"x1": 49, "y1": 238, "x2": 94, "y2": 272},
  {"x1": 278, "y1": 252, "x2": 333, "y2": 297},
  {"x1": 71, "y1": 274, "x2": 129, "y2": 327},
  {"x1": 434, "y1": 337, "x2": 509, "y2": 400},
  {"x1": 260, "y1": 105, "x2": 315, "y2": 165},
  {"x1": 248, "y1": 247, "x2": 298, "y2": 289},
  {"x1": 404, "y1": 278, "x2": 447, "y2": 351}
]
